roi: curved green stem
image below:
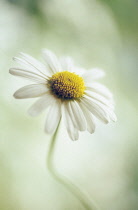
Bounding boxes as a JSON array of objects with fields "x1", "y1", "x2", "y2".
[{"x1": 46, "y1": 120, "x2": 99, "y2": 210}]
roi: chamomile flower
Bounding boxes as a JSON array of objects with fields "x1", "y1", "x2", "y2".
[{"x1": 9, "y1": 49, "x2": 117, "y2": 140}]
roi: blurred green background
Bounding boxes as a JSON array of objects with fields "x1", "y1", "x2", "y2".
[{"x1": 0, "y1": 0, "x2": 137, "y2": 209}]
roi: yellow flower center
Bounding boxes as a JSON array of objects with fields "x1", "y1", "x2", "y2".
[{"x1": 48, "y1": 71, "x2": 85, "y2": 100}]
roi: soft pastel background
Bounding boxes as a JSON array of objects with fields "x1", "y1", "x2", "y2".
[{"x1": 0, "y1": 0, "x2": 137, "y2": 209}]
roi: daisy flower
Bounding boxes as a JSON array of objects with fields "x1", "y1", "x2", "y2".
[{"x1": 9, "y1": 49, "x2": 117, "y2": 140}]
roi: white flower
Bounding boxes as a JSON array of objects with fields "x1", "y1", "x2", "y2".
[{"x1": 9, "y1": 49, "x2": 117, "y2": 140}]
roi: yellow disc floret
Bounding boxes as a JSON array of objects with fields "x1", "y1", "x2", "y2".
[{"x1": 48, "y1": 71, "x2": 85, "y2": 100}]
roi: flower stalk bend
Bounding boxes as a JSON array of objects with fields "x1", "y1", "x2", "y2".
[{"x1": 46, "y1": 120, "x2": 99, "y2": 210}]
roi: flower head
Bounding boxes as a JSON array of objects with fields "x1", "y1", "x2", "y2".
[
  {"x1": 9, "y1": 49, "x2": 117, "y2": 140},
  {"x1": 48, "y1": 71, "x2": 85, "y2": 100}
]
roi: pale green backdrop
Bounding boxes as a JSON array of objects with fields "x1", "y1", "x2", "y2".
[{"x1": 0, "y1": 0, "x2": 137, "y2": 209}]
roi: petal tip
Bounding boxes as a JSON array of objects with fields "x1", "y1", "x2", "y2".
[
  {"x1": 89, "y1": 128, "x2": 95, "y2": 134},
  {"x1": 9, "y1": 68, "x2": 13, "y2": 74},
  {"x1": 27, "y1": 109, "x2": 38, "y2": 117},
  {"x1": 13, "y1": 92, "x2": 19, "y2": 99},
  {"x1": 44, "y1": 126, "x2": 52, "y2": 134},
  {"x1": 71, "y1": 136, "x2": 79, "y2": 141},
  {"x1": 113, "y1": 115, "x2": 117, "y2": 122}
]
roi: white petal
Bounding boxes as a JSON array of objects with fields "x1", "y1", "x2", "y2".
[
  {"x1": 70, "y1": 100, "x2": 86, "y2": 131},
  {"x1": 85, "y1": 90, "x2": 114, "y2": 110},
  {"x1": 20, "y1": 52, "x2": 49, "y2": 77},
  {"x1": 85, "y1": 82, "x2": 113, "y2": 100},
  {"x1": 81, "y1": 96, "x2": 110, "y2": 124},
  {"x1": 42, "y1": 49, "x2": 62, "y2": 73},
  {"x1": 63, "y1": 103, "x2": 79, "y2": 140},
  {"x1": 9, "y1": 68, "x2": 47, "y2": 83},
  {"x1": 90, "y1": 98, "x2": 117, "y2": 122},
  {"x1": 79, "y1": 102, "x2": 96, "y2": 134},
  {"x1": 13, "y1": 57, "x2": 34, "y2": 72},
  {"x1": 108, "y1": 110, "x2": 117, "y2": 122},
  {"x1": 14, "y1": 84, "x2": 48, "y2": 99},
  {"x1": 82, "y1": 68, "x2": 105, "y2": 82},
  {"x1": 28, "y1": 93, "x2": 55, "y2": 117},
  {"x1": 100, "y1": 104, "x2": 117, "y2": 122},
  {"x1": 60, "y1": 56, "x2": 74, "y2": 71},
  {"x1": 13, "y1": 55, "x2": 48, "y2": 78},
  {"x1": 73, "y1": 67, "x2": 86, "y2": 75},
  {"x1": 65, "y1": 102, "x2": 78, "y2": 129},
  {"x1": 84, "y1": 95, "x2": 116, "y2": 122},
  {"x1": 45, "y1": 100, "x2": 61, "y2": 133}
]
